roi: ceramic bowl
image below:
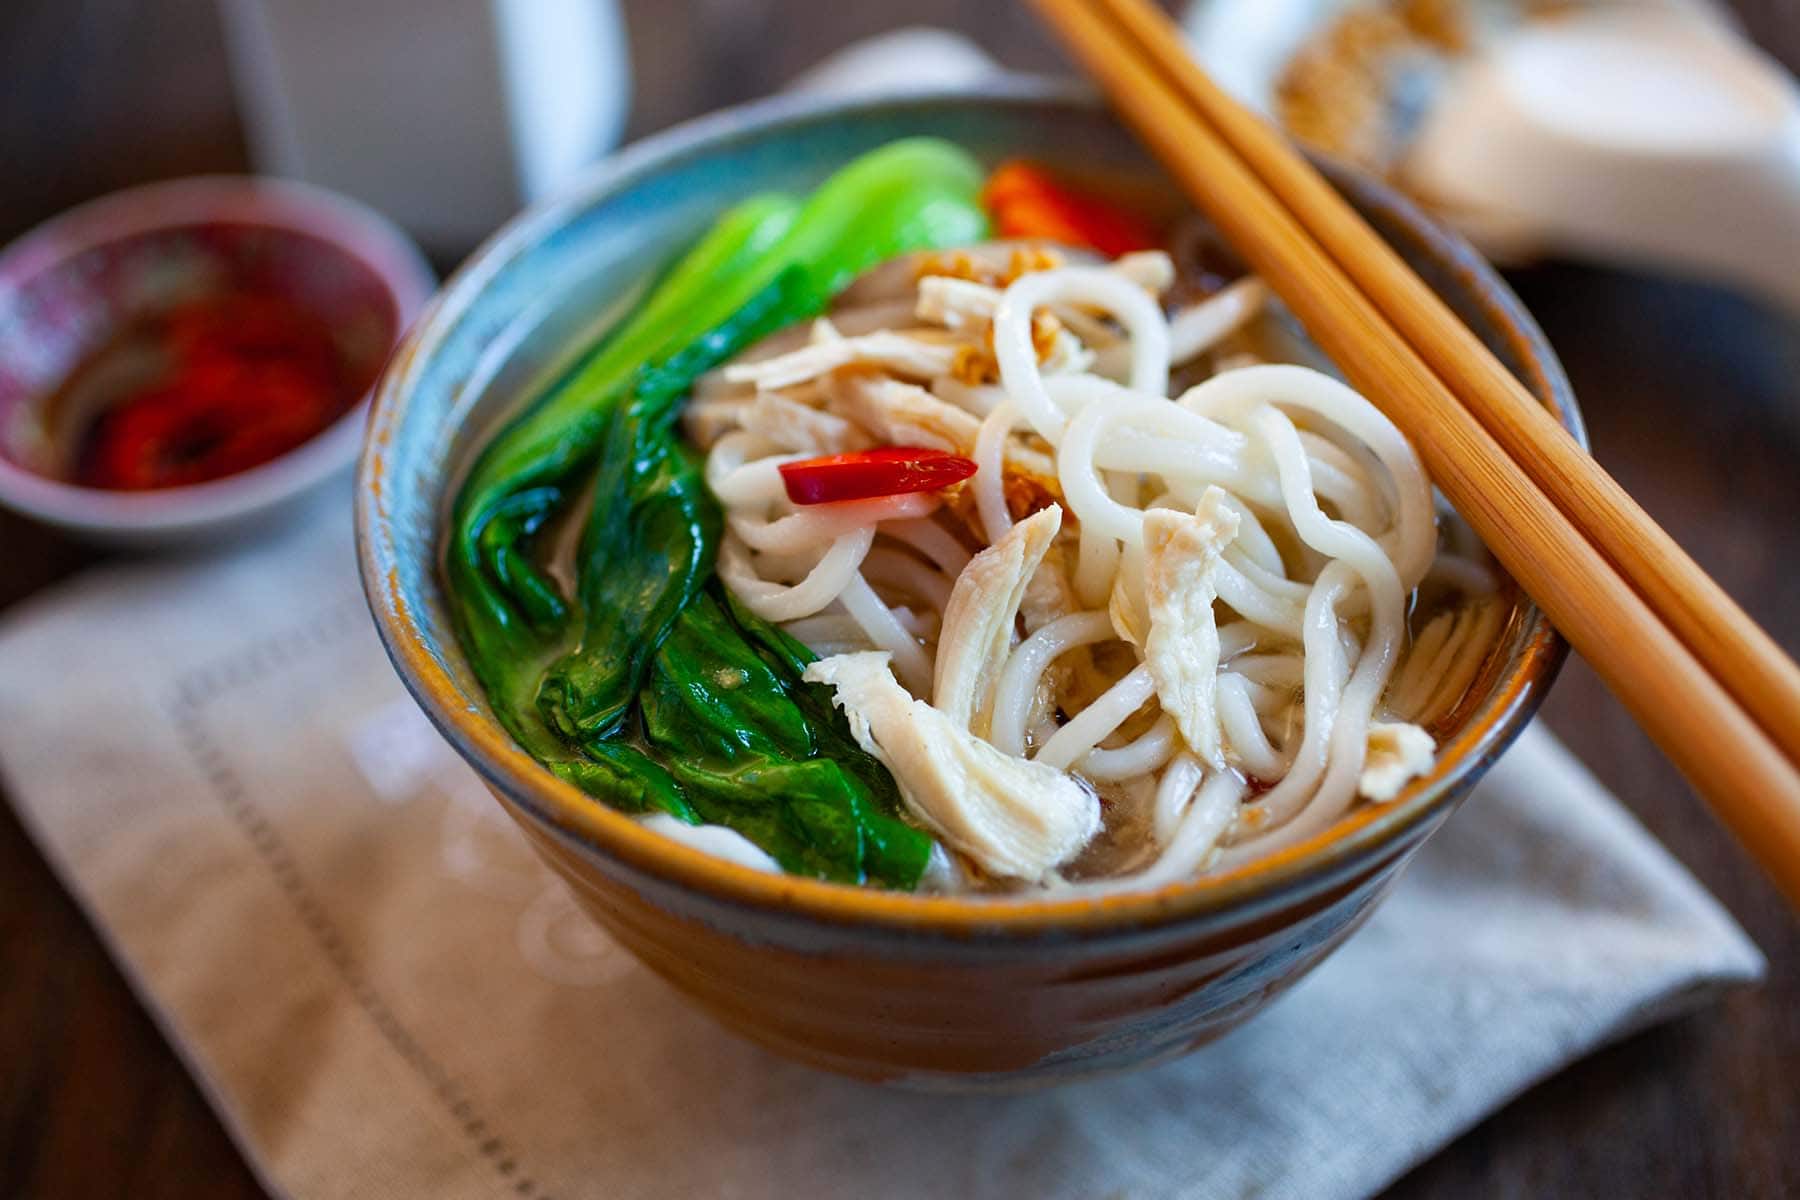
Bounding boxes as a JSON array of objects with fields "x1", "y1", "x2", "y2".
[
  {"x1": 0, "y1": 176, "x2": 434, "y2": 547},
  {"x1": 357, "y1": 80, "x2": 1579, "y2": 1089}
]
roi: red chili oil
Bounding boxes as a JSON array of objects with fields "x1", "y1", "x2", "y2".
[{"x1": 59, "y1": 290, "x2": 363, "y2": 490}]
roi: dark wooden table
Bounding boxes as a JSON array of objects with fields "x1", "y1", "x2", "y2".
[{"x1": 2, "y1": 2, "x2": 1795, "y2": 1196}]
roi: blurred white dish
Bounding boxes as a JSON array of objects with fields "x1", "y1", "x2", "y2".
[
  {"x1": 1404, "y1": 8, "x2": 1800, "y2": 312},
  {"x1": 784, "y1": 27, "x2": 998, "y2": 97},
  {"x1": 1184, "y1": 0, "x2": 1800, "y2": 310}
]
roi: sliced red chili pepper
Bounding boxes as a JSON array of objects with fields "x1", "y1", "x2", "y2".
[
  {"x1": 69, "y1": 289, "x2": 356, "y2": 490},
  {"x1": 982, "y1": 160, "x2": 1161, "y2": 258},
  {"x1": 778, "y1": 446, "x2": 977, "y2": 506}
]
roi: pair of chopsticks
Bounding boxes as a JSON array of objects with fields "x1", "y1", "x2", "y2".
[{"x1": 1030, "y1": 0, "x2": 1800, "y2": 907}]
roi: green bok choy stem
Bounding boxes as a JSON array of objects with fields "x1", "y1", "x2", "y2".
[{"x1": 446, "y1": 139, "x2": 988, "y2": 888}]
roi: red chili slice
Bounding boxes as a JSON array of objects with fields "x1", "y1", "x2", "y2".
[
  {"x1": 778, "y1": 446, "x2": 977, "y2": 505},
  {"x1": 981, "y1": 161, "x2": 1161, "y2": 257},
  {"x1": 67, "y1": 289, "x2": 355, "y2": 490}
]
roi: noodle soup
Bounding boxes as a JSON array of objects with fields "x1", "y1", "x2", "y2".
[{"x1": 444, "y1": 140, "x2": 1510, "y2": 897}]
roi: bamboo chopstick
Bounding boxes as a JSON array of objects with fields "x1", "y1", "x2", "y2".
[
  {"x1": 1088, "y1": 0, "x2": 1800, "y2": 768},
  {"x1": 1028, "y1": 0, "x2": 1800, "y2": 907}
]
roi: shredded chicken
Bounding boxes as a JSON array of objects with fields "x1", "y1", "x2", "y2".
[
  {"x1": 1359, "y1": 721, "x2": 1435, "y2": 801},
  {"x1": 805, "y1": 651, "x2": 1101, "y2": 882},
  {"x1": 825, "y1": 371, "x2": 981, "y2": 454},
  {"x1": 917, "y1": 252, "x2": 1176, "y2": 378},
  {"x1": 951, "y1": 314, "x2": 1090, "y2": 385},
  {"x1": 901, "y1": 243, "x2": 1069, "y2": 292},
  {"x1": 1167, "y1": 278, "x2": 1270, "y2": 366},
  {"x1": 681, "y1": 398, "x2": 750, "y2": 451},
  {"x1": 1111, "y1": 249, "x2": 1177, "y2": 294},
  {"x1": 834, "y1": 245, "x2": 1063, "y2": 310},
  {"x1": 1141, "y1": 488, "x2": 1241, "y2": 768},
  {"x1": 1019, "y1": 538, "x2": 1080, "y2": 636},
  {"x1": 933, "y1": 506, "x2": 1063, "y2": 737},
  {"x1": 722, "y1": 329, "x2": 961, "y2": 391},
  {"x1": 916, "y1": 275, "x2": 1001, "y2": 330},
  {"x1": 739, "y1": 391, "x2": 861, "y2": 454},
  {"x1": 1107, "y1": 566, "x2": 1147, "y2": 650}
]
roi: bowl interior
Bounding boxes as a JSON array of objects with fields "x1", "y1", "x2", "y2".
[{"x1": 361, "y1": 83, "x2": 1576, "y2": 933}]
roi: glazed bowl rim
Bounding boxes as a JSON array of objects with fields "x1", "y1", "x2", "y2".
[
  {"x1": 0, "y1": 174, "x2": 436, "y2": 536},
  {"x1": 357, "y1": 77, "x2": 1576, "y2": 938}
]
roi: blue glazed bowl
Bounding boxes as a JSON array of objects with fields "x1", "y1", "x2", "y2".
[{"x1": 357, "y1": 79, "x2": 1579, "y2": 1088}]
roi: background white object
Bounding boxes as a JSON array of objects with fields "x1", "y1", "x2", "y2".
[
  {"x1": 785, "y1": 26, "x2": 997, "y2": 97},
  {"x1": 1181, "y1": 0, "x2": 1800, "y2": 312},
  {"x1": 218, "y1": 0, "x2": 630, "y2": 252},
  {"x1": 1181, "y1": 0, "x2": 1742, "y2": 118},
  {"x1": 1404, "y1": 8, "x2": 1800, "y2": 312}
]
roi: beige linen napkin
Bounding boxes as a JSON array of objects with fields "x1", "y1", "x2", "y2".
[{"x1": 0, "y1": 497, "x2": 1764, "y2": 1200}]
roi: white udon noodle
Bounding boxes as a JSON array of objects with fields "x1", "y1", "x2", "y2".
[{"x1": 691, "y1": 245, "x2": 1500, "y2": 893}]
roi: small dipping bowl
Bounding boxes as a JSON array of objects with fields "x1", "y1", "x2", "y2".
[
  {"x1": 358, "y1": 81, "x2": 1581, "y2": 1089},
  {"x1": 0, "y1": 176, "x2": 434, "y2": 546}
]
